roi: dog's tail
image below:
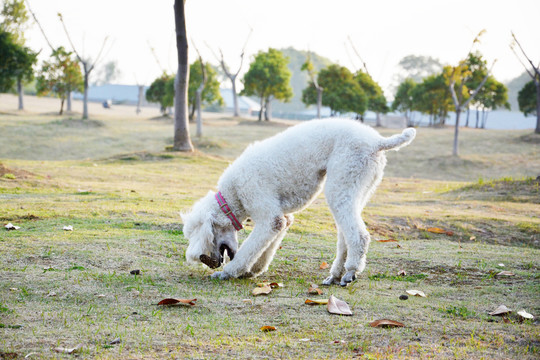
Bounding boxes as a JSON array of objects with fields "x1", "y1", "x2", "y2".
[{"x1": 376, "y1": 128, "x2": 416, "y2": 152}]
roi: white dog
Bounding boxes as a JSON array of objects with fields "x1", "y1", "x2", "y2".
[{"x1": 182, "y1": 118, "x2": 415, "y2": 286}]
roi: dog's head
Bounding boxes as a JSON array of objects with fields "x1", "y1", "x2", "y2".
[{"x1": 181, "y1": 191, "x2": 238, "y2": 269}]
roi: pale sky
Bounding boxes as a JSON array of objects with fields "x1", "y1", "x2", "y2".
[{"x1": 23, "y1": 0, "x2": 540, "y2": 97}]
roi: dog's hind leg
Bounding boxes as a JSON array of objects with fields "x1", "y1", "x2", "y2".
[{"x1": 322, "y1": 227, "x2": 346, "y2": 285}]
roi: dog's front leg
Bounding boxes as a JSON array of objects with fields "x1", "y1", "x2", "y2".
[{"x1": 211, "y1": 217, "x2": 285, "y2": 280}]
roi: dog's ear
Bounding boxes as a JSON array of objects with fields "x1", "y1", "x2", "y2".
[{"x1": 181, "y1": 193, "x2": 217, "y2": 264}]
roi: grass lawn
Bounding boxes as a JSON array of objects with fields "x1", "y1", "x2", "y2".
[{"x1": 1, "y1": 95, "x2": 539, "y2": 359}]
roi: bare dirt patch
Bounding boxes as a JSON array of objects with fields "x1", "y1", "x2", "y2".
[{"x1": 0, "y1": 163, "x2": 33, "y2": 179}]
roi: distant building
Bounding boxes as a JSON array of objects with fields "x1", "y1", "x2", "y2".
[{"x1": 73, "y1": 84, "x2": 150, "y2": 106}]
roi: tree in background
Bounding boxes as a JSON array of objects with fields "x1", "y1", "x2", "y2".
[
  {"x1": 36, "y1": 46, "x2": 83, "y2": 115},
  {"x1": 445, "y1": 32, "x2": 492, "y2": 157},
  {"x1": 188, "y1": 59, "x2": 223, "y2": 122},
  {"x1": 58, "y1": 13, "x2": 109, "y2": 120},
  {"x1": 510, "y1": 32, "x2": 540, "y2": 134},
  {"x1": 93, "y1": 60, "x2": 121, "y2": 86},
  {"x1": 241, "y1": 48, "x2": 293, "y2": 121},
  {"x1": 471, "y1": 76, "x2": 509, "y2": 128},
  {"x1": 303, "y1": 64, "x2": 367, "y2": 117},
  {"x1": 172, "y1": 0, "x2": 193, "y2": 151},
  {"x1": 518, "y1": 81, "x2": 537, "y2": 117},
  {"x1": 412, "y1": 73, "x2": 453, "y2": 126},
  {"x1": 395, "y1": 55, "x2": 443, "y2": 83},
  {"x1": 392, "y1": 78, "x2": 417, "y2": 126},
  {"x1": 354, "y1": 70, "x2": 388, "y2": 122},
  {"x1": 1, "y1": 0, "x2": 34, "y2": 110},
  {"x1": 0, "y1": 29, "x2": 36, "y2": 96},
  {"x1": 301, "y1": 52, "x2": 323, "y2": 118},
  {"x1": 146, "y1": 73, "x2": 175, "y2": 115}
]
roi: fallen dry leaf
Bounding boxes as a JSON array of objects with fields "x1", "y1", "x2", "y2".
[
  {"x1": 427, "y1": 227, "x2": 454, "y2": 236},
  {"x1": 496, "y1": 271, "x2": 515, "y2": 277},
  {"x1": 320, "y1": 262, "x2": 329, "y2": 269},
  {"x1": 376, "y1": 239, "x2": 398, "y2": 243},
  {"x1": 308, "y1": 285, "x2": 323, "y2": 295},
  {"x1": 406, "y1": 290, "x2": 426, "y2": 297},
  {"x1": 5, "y1": 223, "x2": 20, "y2": 230},
  {"x1": 397, "y1": 270, "x2": 407, "y2": 276},
  {"x1": 305, "y1": 299, "x2": 328, "y2": 305},
  {"x1": 489, "y1": 305, "x2": 512, "y2": 316},
  {"x1": 517, "y1": 309, "x2": 534, "y2": 320},
  {"x1": 252, "y1": 285, "x2": 272, "y2": 296},
  {"x1": 369, "y1": 319, "x2": 405, "y2": 328},
  {"x1": 327, "y1": 295, "x2": 352, "y2": 316},
  {"x1": 54, "y1": 344, "x2": 82, "y2": 354},
  {"x1": 242, "y1": 299, "x2": 253, "y2": 304},
  {"x1": 157, "y1": 298, "x2": 197, "y2": 306},
  {"x1": 260, "y1": 325, "x2": 276, "y2": 332}
]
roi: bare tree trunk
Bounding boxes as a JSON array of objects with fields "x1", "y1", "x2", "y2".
[
  {"x1": 475, "y1": 109, "x2": 479, "y2": 128},
  {"x1": 231, "y1": 78, "x2": 240, "y2": 117},
  {"x1": 536, "y1": 80, "x2": 540, "y2": 134},
  {"x1": 316, "y1": 87, "x2": 322, "y2": 119},
  {"x1": 59, "y1": 97, "x2": 65, "y2": 115},
  {"x1": 196, "y1": 83, "x2": 203, "y2": 137},
  {"x1": 452, "y1": 108, "x2": 461, "y2": 156},
  {"x1": 172, "y1": 0, "x2": 193, "y2": 151},
  {"x1": 375, "y1": 112, "x2": 381, "y2": 127},
  {"x1": 265, "y1": 97, "x2": 271, "y2": 121},
  {"x1": 82, "y1": 69, "x2": 89, "y2": 119},
  {"x1": 136, "y1": 85, "x2": 143, "y2": 114},
  {"x1": 258, "y1": 96, "x2": 263, "y2": 121},
  {"x1": 465, "y1": 108, "x2": 470, "y2": 127},
  {"x1": 66, "y1": 89, "x2": 72, "y2": 112},
  {"x1": 17, "y1": 78, "x2": 23, "y2": 110}
]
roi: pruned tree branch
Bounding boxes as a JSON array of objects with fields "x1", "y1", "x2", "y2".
[
  {"x1": 511, "y1": 32, "x2": 540, "y2": 79},
  {"x1": 347, "y1": 35, "x2": 370, "y2": 76},
  {"x1": 25, "y1": 0, "x2": 55, "y2": 51}
]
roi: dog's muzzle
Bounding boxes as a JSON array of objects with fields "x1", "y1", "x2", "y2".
[{"x1": 199, "y1": 241, "x2": 236, "y2": 269}]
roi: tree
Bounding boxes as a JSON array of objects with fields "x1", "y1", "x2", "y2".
[
  {"x1": 518, "y1": 81, "x2": 537, "y2": 117},
  {"x1": 1, "y1": 0, "x2": 33, "y2": 109},
  {"x1": 36, "y1": 46, "x2": 83, "y2": 115},
  {"x1": 188, "y1": 59, "x2": 223, "y2": 121},
  {"x1": 172, "y1": 0, "x2": 193, "y2": 151},
  {"x1": 301, "y1": 52, "x2": 323, "y2": 119},
  {"x1": 412, "y1": 73, "x2": 453, "y2": 126},
  {"x1": 510, "y1": 32, "x2": 540, "y2": 134},
  {"x1": 146, "y1": 73, "x2": 175, "y2": 115},
  {"x1": 303, "y1": 64, "x2": 367, "y2": 116},
  {"x1": 93, "y1": 60, "x2": 121, "y2": 86},
  {"x1": 392, "y1": 78, "x2": 417, "y2": 126},
  {"x1": 0, "y1": 29, "x2": 36, "y2": 95},
  {"x1": 241, "y1": 48, "x2": 293, "y2": 121},
  {"x1": 395, "y1": 55, "x2": 443, "y2": 83},
  {"x1": 58, "y1": 13, "x2": 109, "y2": 120},
  {"x1": 445, "y1": 33, "x2": 492, "y2": 156},
  {"x1": 472, "y1": 76, "x2": 509, "y2": 128},
  {"x1": 210, "y1": 28, "x2": 252, "y2": 117},
  {"x1": 354, "y1": 70, "x2": 388, "y2": 121}
]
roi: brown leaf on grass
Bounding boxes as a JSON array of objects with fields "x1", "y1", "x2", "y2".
[
  {"x1": 427, "y1": 227, "x2": 454, "y2": 236},
  {"x1": 252, "y1": 285, "x2": 272, "y2": 296},
  {"x1": 305, "y1": 299, "x2": 328, "y2": 305},
  {"x1": 320, "y1": 262, "x2": 329, "y2": 269},
  {"x1": 54, "y1": 344, "x2": 82, "y2": 354},
  {"x1": 327, "y1": 295, "x2": 352, "y2": 316},
  {"x1": 157, "y1": 298, "x2": 197, "y2": 306},
  {"x1": 406, "y1": 290, "x2": 426, "y2": 297},
  {"x1": 308, "y1": 285, "x2": 323, "y2": 295},
  {"x1": 260, "y1": 325, "x2": 276, "y2": 332},
  {"x1": 397, "y1": 270, "x2": 407, "y2": 276},
  {"x1": 496, "y1": 271, "x2": 515, "y2": 277},
  {"x1": 369, "y1": 319, "x2": 405, "y2": 328},
  {"x1": 489, "y1": 305, "x2": 512, "y2": 316},
  {"x1": 256, "y1": 281, "x2": 283, "y2": 288},
  {"x1": 376, "y1": 239, "x2": 398, "y2": 243}
]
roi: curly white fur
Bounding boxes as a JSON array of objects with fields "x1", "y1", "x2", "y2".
[{"x1": 182, "y1": 118, "x2": 416, "y2": 286}]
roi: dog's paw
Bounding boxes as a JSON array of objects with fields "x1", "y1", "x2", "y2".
[
  {"x1": 210, "y1": 271, "x2": 231, "y2": 280},
  {"x1": 321, "y1": 275, "x2": 341, "y2": 286},
  {"x1": 339, "y1": 271, "x2": 357, "y2": 287}
]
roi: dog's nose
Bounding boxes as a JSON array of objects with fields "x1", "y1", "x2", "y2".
[{"x1": 200, "y1": 254, "x2": 221, "y2": 269}]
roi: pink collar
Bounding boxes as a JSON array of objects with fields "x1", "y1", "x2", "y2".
[{"x1": 215, "y1": 191, "x2": 243, "y2": 231}]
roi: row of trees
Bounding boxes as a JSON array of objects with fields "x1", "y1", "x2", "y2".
[{"x1": 0, "y1": 0, "x2": 108, "y2": 118}]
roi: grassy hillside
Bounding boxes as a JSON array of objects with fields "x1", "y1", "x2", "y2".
[{"x1": 1, "y1": 95, "x2": 539, "y2": 359}]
